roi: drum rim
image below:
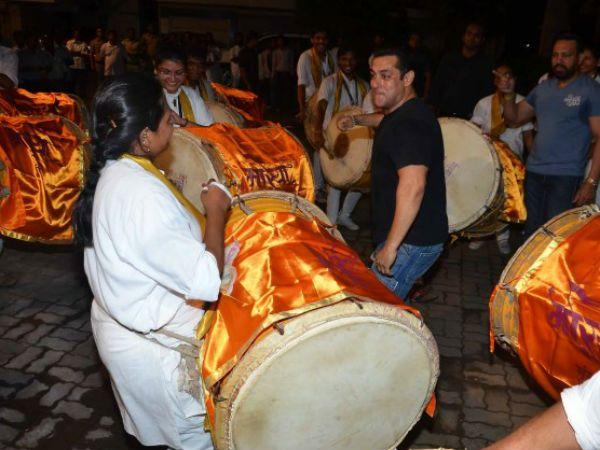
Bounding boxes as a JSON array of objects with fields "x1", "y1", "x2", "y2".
[
  {"x1": 206, "y1": 100, "x2": 245, "y2": 127},
  {"x1": 213, "y1": 300, "x2": 440, "y2": 450},
  {"x1": 440, "y1": 117, "x2": 502, "y2": 233}
]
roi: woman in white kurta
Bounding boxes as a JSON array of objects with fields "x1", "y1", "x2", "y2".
[{"x1": 73, "y1": 73, "x2": 230, "y2": 450}]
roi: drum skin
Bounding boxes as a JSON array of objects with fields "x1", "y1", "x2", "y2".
[
  {"x1": 320, "y1": 106, "x2": 372, "y2": 190},
  {"x1": 206, "y1": 101, "x2": 245, "y2": 128}
]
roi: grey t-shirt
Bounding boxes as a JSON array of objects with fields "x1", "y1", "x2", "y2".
[{"x1": 526, "y1": 75, "x2": 600, "y2": 176}]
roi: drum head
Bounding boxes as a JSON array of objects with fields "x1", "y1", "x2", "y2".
[
  {"x1": 490, "y1": 205, "x2": 600, "y2": 352},
  {"x1": 320, "y1": 106, "x2": 372, "y2": 189},
  {"x1": 214, "y1": 301, "x2": 439, "y2": 450},
  {"x1": 154, "y1": 128, "x2": 224, "y2": 214},
  {"x1": 440, "y1": 118, "x2": 501, "y2": 233},
  {"x1": 207, "y1": 101, "x2": 245, "y2": 127}
]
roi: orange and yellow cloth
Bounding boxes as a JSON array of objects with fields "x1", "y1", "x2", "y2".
[
  {"x1": 0, "y1": 88, "x2": 87, "y2": 131},
  {"x1": 0, "y1": 115, "x2": 88, "y2": 243},
  {"x1": 211, "y1": 82, "x2": 264, "y2": 123},
  {"x1": 184, "y1": 124, "x2": 315, "y2": 202},
  {"x1": 492, "y1": 139, "x2": 527, "y2": 223}
]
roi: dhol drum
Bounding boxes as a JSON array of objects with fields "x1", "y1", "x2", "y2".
[
  {"x1": 303, "y1": 95, "x2": 321, "y2": 151},
  {"x1": 154, "y1": 124, "x2": 315, "y2": 213},
  {"x1": 196, "y1": 191, "x2": 440, "y2": 450},
  {"x1": 490, "y1": 205, "x2": 600, "y2": 398},
  {"x1": 0, "y1": 114, "x2": 90, "y2": 243},
  {"x1": 319, "y1": 106, "x2": 373, "y2": 190},
  {"x1": 206, "y1": 101, "x2": 245, "y2": 128},
  {"x1": 440, "y1": 118, "x2": 507, "y2": 237}
]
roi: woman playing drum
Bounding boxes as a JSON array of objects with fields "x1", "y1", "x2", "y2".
[{"x1": 72, "y1": 74, "x2": 230, "y2": 450}]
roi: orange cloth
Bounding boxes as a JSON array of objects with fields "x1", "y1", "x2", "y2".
[
  {"x1": 515, "y1": 216, "x2": 600, "y2": 399},
  {"x1": 0, "y1": 115, "x2": 87, "y2": 243},
  {"x1": 493, "y1": 139, "x2": 527, "y2": 223},
  {"x1": 185, "y1": 123, "x2": 315, "y2": 202},
  {"x1": 0, "y1": 88, "x2": 87, "y2": 130},
  {"x1": 198, "y1": 205, "x2": 421, "y2": 427},
  {"x1": 211, "y1": 82, "x2": 265, "y2": 122}
]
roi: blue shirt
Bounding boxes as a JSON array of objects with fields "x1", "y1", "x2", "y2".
[{"x1": 526, "y1": 75, "x2": 600, "y2": 176}]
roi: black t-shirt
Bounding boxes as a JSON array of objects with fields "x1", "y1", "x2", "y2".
[
  {"x1": 371, "y1": 98, "x2": 448, "y2": 246},
  {"x1": 427, "y1": 51, "x2": 493, "y2": 119}
]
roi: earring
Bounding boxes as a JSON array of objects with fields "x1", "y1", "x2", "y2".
[{"x1": 141, "y1": 128, "x2": 151, "y2": 154}]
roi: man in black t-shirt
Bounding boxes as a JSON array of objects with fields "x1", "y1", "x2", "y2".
[{"x1": 339, "y1": 48, "x2": 448, "y2": 299}]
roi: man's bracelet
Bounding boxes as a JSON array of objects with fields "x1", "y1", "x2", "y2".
[
  {"x1": 351, "y1": 115, "x2": 359, "y2": 127},
  {"x1": 585, "y1": 176, "x2": 599, "y2": 187}
]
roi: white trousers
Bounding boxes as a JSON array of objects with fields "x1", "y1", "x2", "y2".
[{"x1": 326, "y1": 187, "x2": 362, "y2": 224}]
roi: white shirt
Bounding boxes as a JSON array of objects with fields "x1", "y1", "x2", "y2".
[
  {"x1": 85, "y1": 158, "x2": 220, "y2": 448},
  {"x1": 562, "y1": 370, "x2": 600, "y2": 450},
  {"x1": 66, "y1": 39, "x2": 89, "y2": 70},
  {"x1": 258, "y1": 48, "x2": 271, "y2": 81},
  {"x1": 0, "y1": 45, "x2": 18, "y2": 87},
  {"x1": 317, "y1": 72, "x2": 369, "y2": 129},
  {"x1": 471, "y1": 93, "x2": 534, "y2": 157},
  {"x1": 229, "y1": 45, "x2": 241, "y2": 82},
  {"x1": 272, "y1": 47, "x2": 294, "y2": 74},
  {"x1": 164, "y1": 85, "x2": 214, "y2": 126},
  {"x1": 297, "y1": 48, "x2": 337, "y2": 101},
  {"x1": 99, "y1": 42, "x2": 126, "y2": 76}
]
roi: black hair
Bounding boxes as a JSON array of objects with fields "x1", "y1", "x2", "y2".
[
  {"x1": 371, "y1": 47, "x2": 411, "y2": 75},
  {"x1": 72, "y1": 73, "x2": 165, "y2": 247},
  {"x1": 310, "y1": 29, "x2": 328, "y2": 38},
  {"x1": 154, "y1": 45, "x2": 186, "y2": 68},
  {"x1": 552, "y1": 31, "x2": 582, "y2": 54},
  {"x1": 581, "y1": 43, "x2": 600, "y2": 59},
  {"x1": 336, "y1": 47, "x2": 355, "y2": 60},
  {"x1": 186, "y1": 47, "x2": 207, "y2": 62}
]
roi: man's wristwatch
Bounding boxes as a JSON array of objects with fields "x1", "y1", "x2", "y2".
[{"x1": 585, "y1": 176, "x2": 598, "y2": 187}]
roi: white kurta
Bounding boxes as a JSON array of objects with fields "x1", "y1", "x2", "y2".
[
  {"x1": 296, "y1": 49, "x2": 336, "y2": 101},
  {"x1": 164, "y1": 85, "x2": 214, "y2": 126},
  {"x1": 562, "y1": 370, "x2": 600, "y2": 450},
  {"x1": 316, "y1": 71, "x2": 370, "y2": 130},
  {"x1": 84, "y1": 158, "x2": 220, "y2": 449}
]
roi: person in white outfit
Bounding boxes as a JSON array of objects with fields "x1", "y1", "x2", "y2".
[
  {"x1": 154, "y1": 46, "x2": 214, "y2": 127},
  {"x1": 313, "y1": 48, "x2": 371, "y2": 230},
  {"x1": 72, "y1": 73, "x2": 231, "y2": 450}
]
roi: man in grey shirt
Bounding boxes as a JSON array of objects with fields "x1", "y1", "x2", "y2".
[{"x1": 502, "y1": 32, "x2": 600, "y2": 237}]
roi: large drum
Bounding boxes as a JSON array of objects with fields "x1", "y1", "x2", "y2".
[
  {"x1": 206, "y1": 101, "x2": 245, "y2": 128},
  {"x1": 303, "y1": 95, "x2": 320, "y2": 150},
  {"x1": 196, "y1": 191, "x2": 440, "y2": 450},
  {"x1": 319, "y1": 106, "x2": 372, "y2": 190},
  {"x1": 440, "y1": 118, "x2": 506, "y2": 236},
  {"x1": 154, "y1": 124, "x2": 315, "y2": 213},
  {"x1": 0, "y1": 114, "x2": 90, "y2": 243},
  {"x1": 490, "y1": 205, "x2": 600, "y2": 398}
]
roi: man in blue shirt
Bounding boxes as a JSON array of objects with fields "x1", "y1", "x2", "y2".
[{"x1": 502, "y1": 32, "x2": 600, "y2": 237}]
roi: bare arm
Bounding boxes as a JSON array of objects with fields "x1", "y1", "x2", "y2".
[
  {"x1": 484, "y1": 402, "x2": 579, "y2": 450},
  {"x1": 573, "y1": 116, "x2": 600, "y2": 206},
  {"x1": 373, "y1": 165, "x2": 427, "y2": 275},
  {"x1": 503, "y1": 96, "x2": 536, "y2": 127},
  {"x1": 201, "y1": 185, "x2": 231, "y2": 275},
  {"x1": 338, "y1": 112, "x2": 384, "y2": 131},
  {"x1": 523, "y1": 129, "x2": 534, "y2": 156}
]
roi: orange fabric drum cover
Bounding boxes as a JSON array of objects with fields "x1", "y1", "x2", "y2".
[
  {"x1": 492, "y1": 139, "x2": 526, "y2": 223},
  {"x1": 185, "y1": 124, "x2": 314, "y2": 201},
  {"x1": 0, "y1": 88, "x2": 88, "y2": 131},
  {"x1": 515, "y1": 216, "x2": 600, "y2": 398},
  {"x1": 198, "y1": 201, "x2": 421, "y2": 427},
  {"x1": 0, "y1": 115, "x2": 88, "y2": 243},
  {"x1": 211, "y1": 83, "x2": 264, "y2": 122}
]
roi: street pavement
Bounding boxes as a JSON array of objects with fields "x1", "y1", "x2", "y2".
[{"x1": 0, "y1": 195, "x2": 552, "y2": 450}]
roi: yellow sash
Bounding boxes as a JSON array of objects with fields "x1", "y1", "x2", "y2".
[
  {"x1": 490, "y1": 92, "x2": 507, "y2": 139},
  {"x1": 122, "y1": 153, "x2": 206, "y2": 232},
  {"x1": 198, "y1": 80, "x2": 209, "y2": 102},
  {"x1": 178, "y1": 89, "x2": 196, "y2": 123},
  {"x1": 310, "y1": 47, "x2": 334, "y2": 90},
  {"x1": 332, "y1": 71, "x2": 368, "y2": 116}
]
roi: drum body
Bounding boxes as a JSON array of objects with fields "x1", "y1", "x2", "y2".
[
  {"x1": 440, "y1": 118, "x2": 504, "y2": 236},
  {"x1": 198, "y1": 191, "x2": 439, "y2": 450},
  {"x1": 303, "y1": 95, "x2": 320, "y2": 151},
  {"x1": 320, "y1": 106, "x2": 372, "y2": 190},
  {"x1": 490, "y1": 205, "x2": 600, "y2": 352},
  {"x1": 206, "y1": 101, "x2": 245, "y2": 127},
  {"x1": 154, "y1": 124, "x2": 315, "y2": 213}
]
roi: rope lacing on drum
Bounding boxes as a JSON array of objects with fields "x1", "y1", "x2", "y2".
[{"x1": 236, "y1": 195, "x2": 253, "y2": 215}]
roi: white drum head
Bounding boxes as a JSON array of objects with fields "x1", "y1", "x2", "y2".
[
  {"x1": 207, "y1": 101, "x2": 245, "y2": 127},
  {"x1": 320, "y1": 106, "x2": 372, "y2": 189},
  {"x1": 214, "y1": 301, "x2": 439, "y2": 450},
  {"x1": 439, "y1": 118, "x2": 501, "y2": 232}
]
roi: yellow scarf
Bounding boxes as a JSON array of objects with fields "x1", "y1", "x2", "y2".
[
  {"x1": 310, "y1": 47, "x2": 334, "y2": 90},
  {"x1": 333, "y1": 71, "x2": 368, "y2": 116},
  {"x1": 122, "y1": 153, "x2": 206, "y2": 232},
  {"x1": 197, "y1": 80, "x2": 209, "y2": 102},
  {"x1": 490, "y1": 92, "x2": 507, "y2": 139},
  {"x1": 178, "y1": 89, "x2": 195, "y2": 123}
]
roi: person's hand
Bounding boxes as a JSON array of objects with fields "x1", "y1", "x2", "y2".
[
  {"x1": 168, "y1": 110, "x2": 188, "y2": 127},
  {"x1": 373, "y1": 243, "x2": 397, "y2": 276},
  {"x1": 201, "y1": 180, "x2": 231, "y2": 215},
  {"x1": 337, "y1": 115, "x2": 355, "y2": 132},
  {"x1": 573, "y1": 181, "x2": 597, "y2": 206}
]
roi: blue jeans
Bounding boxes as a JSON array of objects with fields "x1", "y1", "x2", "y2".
[
  {"x1": 371, "y1": 242, "x2": 444, "y2": 300},
  {"x1": 524, "y1": 172, "x2": 582, "y2": 238}
]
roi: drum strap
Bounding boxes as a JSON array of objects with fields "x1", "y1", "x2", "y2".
[
  {"x1": 198, "y1": 79, "x2": 209, "y2": 102},
  {"x1": 310, "y1": 47, "x2": 334, "y2": 89},
  {"x1": 490, "y1": 92, "x2": 507, "y2": 139},
  {"x1": 178, "y1": 90, "x2": 196, "y2": 123},
  {"x1": 333, "y1": 71, "x2": 368, "y2": 116}
]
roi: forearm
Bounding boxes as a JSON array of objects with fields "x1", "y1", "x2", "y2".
[
  {"x1": 354, "y1": 113, "x2": 384, "y2": 128},
  {"x1": 203, "y1": 214, "x2": 226, "y2": 275},
  {"x1": 385, "y1": 184, "x2": 424, "y2": 250}
]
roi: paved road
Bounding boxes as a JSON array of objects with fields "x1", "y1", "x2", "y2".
[{"x1": 0, "y1": 194, "x2": 552, "y2": 450}]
